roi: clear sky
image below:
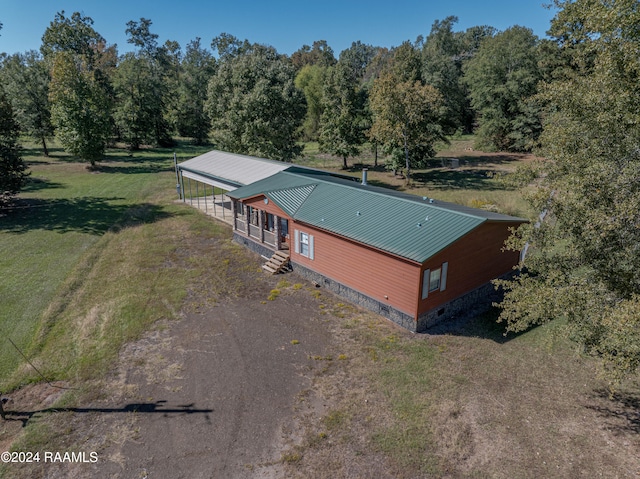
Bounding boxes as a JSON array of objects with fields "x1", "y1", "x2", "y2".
[{"x1": 0, "y1": 1, "x2": 558, "y2": 57}]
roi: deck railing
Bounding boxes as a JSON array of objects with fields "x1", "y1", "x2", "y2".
[
  {"x1": 235, "y1": 218, "x2": 246, "y2": 232},
  {"x1": 249, "y1": 224, "x2": 261, "y2": 239},
  {"x1": 263, "y1": 230, "x2": 276, "y2": 247}
]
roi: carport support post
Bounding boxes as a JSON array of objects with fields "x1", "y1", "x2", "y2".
[
  {"x1": 196, "y1": 181, "x2": 200, "y2": 209},
  {"x1": 188, "y1": 178, "x2": 193, "y2": 205},
  {"x1": 180, "y1": 171, "x2": 185, "y2": 202},
  {"x1": 213, "y1": 187, "x2": 217, "y2": 216},
  {"x1": 231, "y1": 200, "x2": 236, "y2": 229}
]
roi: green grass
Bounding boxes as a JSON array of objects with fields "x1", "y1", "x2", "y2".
[
  {"x1": 0, "y1": 139, "x2": 212, "y2": 389},
  {"x1": 295, "y1": 135, "x2": 537, "y2": 219}
]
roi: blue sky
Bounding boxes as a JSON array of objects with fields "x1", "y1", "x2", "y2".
[{"x1": 1, "y1": 1, "x2": 558, "y2": 57}]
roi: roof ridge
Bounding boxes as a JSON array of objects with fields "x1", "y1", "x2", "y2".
[{"x1": 285, "y1": 171, "x2": 503, "y2": 221}]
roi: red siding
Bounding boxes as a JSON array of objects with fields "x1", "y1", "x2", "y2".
[
  {"x1": 238, "y1": 195, "x2": 521, "y2": 321},
  {"x1": 290, "y1": 221, "x2": 422, "y2": 316},
  {"x1": 417, "y1": 222, "x2": 521, "y2": 316},
  {"x1": 244, "y1": 196, "x2": 290, "y2": 218}
]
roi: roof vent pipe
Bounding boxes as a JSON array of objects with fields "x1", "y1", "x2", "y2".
[{"x1": 362, "y1": 168, "x2": 368, "y2": 185}]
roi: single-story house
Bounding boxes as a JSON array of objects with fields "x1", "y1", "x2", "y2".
[{"x1": 223, "y1": 165, "x2": 527, "y2": 332}]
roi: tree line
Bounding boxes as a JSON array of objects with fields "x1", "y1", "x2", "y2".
[
  {"x1": 2, "y1": 11, "x2": 548, "y2": 183},
  {"x1": 1, "y1": 1, "x2": 639, "y2": 381}
]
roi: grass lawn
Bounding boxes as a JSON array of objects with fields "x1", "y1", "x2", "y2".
[{"x1": 0, "y1": 140, "x2": 212, "y2": 389}]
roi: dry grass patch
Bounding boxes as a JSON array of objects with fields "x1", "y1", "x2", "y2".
[{"x1": 281, "y1": 292, "x2": 640, "y2": 479}]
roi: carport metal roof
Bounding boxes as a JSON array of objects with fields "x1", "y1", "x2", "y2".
[{"x1": 177, "y1": 150, "x2": 295, "y2": 191}]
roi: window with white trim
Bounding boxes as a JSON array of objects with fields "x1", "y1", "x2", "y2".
[
  {"x1": 300, "y1": 232, "x2": 310, "y2": 256},
  {"x1": 294, "y1": 229, "x2": 314, "y2": 260},
  {"x1": 422, "y1": 262, "x2": 448, "y2": 299}
]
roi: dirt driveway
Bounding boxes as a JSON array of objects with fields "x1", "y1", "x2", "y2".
[
  {"x1": 100, "y1": 279, "x2": 333, "y2": 478},
  {"x1": 1, "y1": 262, "x2": 340, "y2": 479}
]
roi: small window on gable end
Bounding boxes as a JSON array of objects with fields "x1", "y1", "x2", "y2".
[{"x1": 429, "y1": 268, "x2": 441, "y2": 292}]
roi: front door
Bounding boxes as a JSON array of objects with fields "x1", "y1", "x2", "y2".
[{"x1": 279, "y1": 218, "x2": 289, "y2": 249}]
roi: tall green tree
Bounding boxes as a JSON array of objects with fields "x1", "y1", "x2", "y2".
[
  {"x1": 1, "y1": 51, "x2": 53, "y2": 155},
  {"x1": 175, "y1": 38, "x2": 216, "y2": 144},
  {"x1": 117, "y1": 18, "x2": 174, "y2": 147},
  {"x1": 388, "y1": 41, "x2": 422, "y2": 83},
  {"x1": 49, "y1": 51, "x2": 111, "y2": 166},
  {"x1": 43, "y1": 12, "x2": 114, "y2": 166},
  {"x1": 318, "y1": 62, "x2": 368, "y2": 168},
  {"x1": 369, "y1": 71, "x2": 445, "y2": 182},
  {"x1": 41, "y1": 11, "x2": 106, "y2": 62},
  {"x1": 496, "y1": 0, "x2": 640, "y2": 382},
  {"x1": 338, "y1": 41, "x2": 379, "y2": 83},
  {"x1": 113, "y1": 53, "x2": 161, "y2": 149},
  {"x1": 205, "y1": 44, "x2": 306, "y2": 161},
  {"x1": 0, "y1": 85, "x2": 28, "y2": 204},
  {"x1": 295, "y1": 64, "x2": 327, "y2": 141},
  {"x1": 463, "y1": 26, "x2": 542, "y2": 151},
  {"x1": 421, "y1": 17, "x2": 493, "y2": 134}
]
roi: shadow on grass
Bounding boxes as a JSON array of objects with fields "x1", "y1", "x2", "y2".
[
  {"x1": 457, "y1": 154, "x2": 525, "y2": 166},
  {"x1": 96, "y1": 163, "x2": 173, "y2": 175},
  {"x1": 21, "y1": 147, "x2": 66, "y2": 158},
  {"x1": 21, "y1": 177, "x2": 65, "y2": 193},
  {"x1": 587, "y1": 389, "x2": 640, "y2": 435},
  {"x1": 1, "y1": 198, "x2": 172, "y2": 235},
  {"x1": 412, "y1": 169, "x2": 504, "y2": 191},
  {"x1": 423, "y1": 306, "x2": 530, "y2": 344},
  {"x1": 2, "y1": 400, "x2": 213, "y2": 428}
]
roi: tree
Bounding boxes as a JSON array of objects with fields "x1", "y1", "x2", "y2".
[
  {"x1": 205, "y1": 44, "x2": 306, "y2": 162},
  {"x1": 211, "y1": 33, "x2": 252, "y2": 62},
  {"x1": 318, "y1": 59, "x2": 369, "y2": 168},
  {"x1": 42, "y1": 11, "x2": 115, "y2": 164},
  {"x1": 41, "y1": 11, "x2": 106, "y2": 61},
  {"x1": 113, "y1": 53, "x2": 161, "y2": 149},
  {"x1": 369, "y1": 72, "x2": 445, "y2": 183},
  {"x1": 463, "y1": 26, "x2": 542, "y2": 151},
  {"x1": 0, "y1": 86, "x2": 28, "y2": 204},
  {"x1": 1, "y1": 51, "x2": 54, "y2": 155},
  {"x1": 388, "y1": 41, "x2": 422, "y2": 83},
  {"x1": 338, "y1": 41, "x2": 379, "y2": 83},
  {"x1": 421, "y1": 17, "x2": 492, "y2": 135},
  {"x1": 295, "y1": 64, "x2": 327, "y2": 141},
  {"x1": 495, "y1": 0, "x2": 640, "y2": 382},
  {"x1": 175, "y1": 38, "x2": 216, "y2": 144},
  {"x1": 290, "y1": 40, "x2": 336, "y2": 70},
  {"x1": 49, "y1": 52, "x2": 111, "y2": 166},
  {"x1": 119, "y1": 18, "x2": 175, "y2": 147}
]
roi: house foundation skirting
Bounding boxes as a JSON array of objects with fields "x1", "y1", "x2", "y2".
[
  {"x1": 416, "y1": 281, "x2": 504, "y2": 331},
  {"x1": 233, "y1": 232, "x2": 276, "y2": 258}
]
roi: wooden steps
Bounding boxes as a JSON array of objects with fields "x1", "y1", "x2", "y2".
[{"x1": 262, "y1": 251, "x2": 291, "y2": 275}]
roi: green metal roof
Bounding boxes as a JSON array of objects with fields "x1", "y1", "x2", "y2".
[{"x1": 228, "y1": 170, "x2": 526, "y2": 263}]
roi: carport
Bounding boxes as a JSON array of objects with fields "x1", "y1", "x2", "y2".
[{"x1": 176, "y1": 150, "x2": 294, "y2": 224}]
